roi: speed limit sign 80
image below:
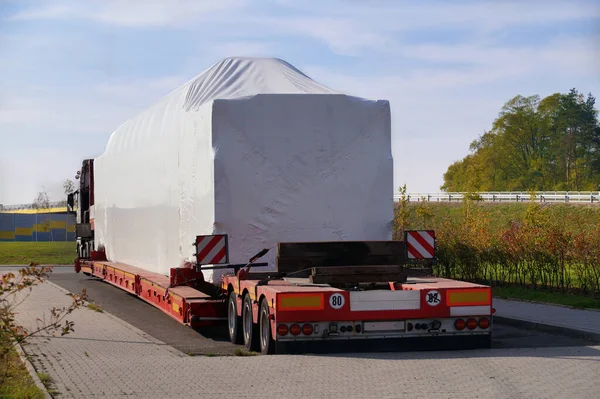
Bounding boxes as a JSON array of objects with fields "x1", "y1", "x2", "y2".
[{"x1": 329, "y1": 293, "x2": 345, "y2": 309}]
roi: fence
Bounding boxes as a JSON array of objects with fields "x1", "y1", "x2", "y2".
[
  {"x1": 0, "y1": 212, "x2": 76, "y2": 242},
  {"x1": 399, "y1": 191, "x2": 600, "y2": 203},
  {"x1": 0, "y1": 200, "x2": 66, "y2": 211}
]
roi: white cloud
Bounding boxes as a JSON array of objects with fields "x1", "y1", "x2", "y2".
[
  {"x1": 0, "y1": 148, "x2": 75, "y2": 204},
  {"x1": 208, "y1": 41, "x2": 276, "y2": 59},
  {"x1": 300, "y1": 32, "x2": 600, "y2": 192},
  {"x1": 270, "y1": 17, "x2": 392, "y2": 56},
  {"x1": 1, "y1": 0, "x2": 599, "y2": 202},
  {"x1": 289, "y1": 0, "x2": 600, "y2": 30},
  {"x1": 10, "y1": 0, "x2": 250, "y2": 27},
  {"x1": 259, "y1": 0, "x2": 600, "y2": 55}
]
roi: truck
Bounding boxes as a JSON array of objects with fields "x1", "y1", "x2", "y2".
[{"x1": 66, "y1": 57, "x2": 494, "y2": 354}]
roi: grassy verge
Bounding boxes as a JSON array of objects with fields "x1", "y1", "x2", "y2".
[
  {"x1": 492, "y1": 285, "x2": 600, "y2": 310},
  {"x1": 0, "y1": 242, "x2": 75, "y2": 265},
  {"x1": 0, "y1": 340, "x2": 45, "y2": 399}
]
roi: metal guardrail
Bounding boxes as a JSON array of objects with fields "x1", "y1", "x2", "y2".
[
  {"x1": 4, "y1": 192, "x2": 600, "y2": 209},
  {"x1": 398, "y1": 192, "x2": 600, "y2": 203}
]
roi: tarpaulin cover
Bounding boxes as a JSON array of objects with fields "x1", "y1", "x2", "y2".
[{"x1": 93, "y1": 57, "x2": 393, "y2": 283}]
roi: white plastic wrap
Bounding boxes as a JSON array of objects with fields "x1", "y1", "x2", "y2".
[{"x1": 93, "y1": 57, "x2": 393, "y2": 283}]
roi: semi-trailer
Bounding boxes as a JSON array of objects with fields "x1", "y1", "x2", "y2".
[{"x1": 67, "y1": 57, "x2": 493, "y2": 354}]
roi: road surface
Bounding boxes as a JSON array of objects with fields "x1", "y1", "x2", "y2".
[{"x1": 5, "y1": 265, "x2": 600, "y2": 398}]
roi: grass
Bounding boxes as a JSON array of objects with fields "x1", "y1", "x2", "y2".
[
  {"x1": 0, "y1": 242, "x2": 75, "y2": 265},
  {"x1": 86, "y1": 303, "x2": 104, "y2": 313},
  {"x1": 37, "y1": 372, "x2": 59, "y2": 395},
  {"x1": 0, "y1": 343, "x2": 46, "y2": 399},
  {"x1": 493, "y1": 285, "x2": 600, "y2": 310},
  {"x1": 234, "y1": 348, "x2": 259, "y2": 356}
]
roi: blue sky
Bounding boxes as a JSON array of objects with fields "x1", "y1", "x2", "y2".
[{"x1": 0, "y1": 0, "x2": 599, "y2": 204}]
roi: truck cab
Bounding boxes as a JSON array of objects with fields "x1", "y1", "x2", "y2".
[{"x1": 67, "y1": 159, "x2": 95, "y2": 259}]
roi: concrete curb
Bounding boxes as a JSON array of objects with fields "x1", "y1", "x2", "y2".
[
  {"x1": 493, "y1": 296, "x2": 600, "y2": 313},
  {"x1": 13, "y1": 342, "x2": 52, "y2": 399},
  {"x1": 494, "y1": 315, "x2": 600, "y2": 344}
]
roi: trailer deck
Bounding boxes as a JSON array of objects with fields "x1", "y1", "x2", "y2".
[
  {"x1": 78, "y1": 259, "x2": 225, "y2": 328},
  {"x1": 75, "y1": 233, "x2": 494, "y2": 355}
]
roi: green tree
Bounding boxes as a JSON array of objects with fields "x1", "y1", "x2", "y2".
[{"x1": 441, "y1": 89, "x2": 599, "y2": 192}]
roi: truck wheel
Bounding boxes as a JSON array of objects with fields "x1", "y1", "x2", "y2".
[
  {"x1": 259, "y1": 299, "x2": 275, "y2": 355},
  {"x1": 227, "y1": 291, "x2": 243, "y2": 344},
  {"x1": 242, "y1": 294, "x2": 259, "y2": 352}
]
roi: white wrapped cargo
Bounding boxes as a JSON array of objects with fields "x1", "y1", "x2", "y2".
[{"x1": 93, "y1": 57, "x2": 393, "y2": 283}]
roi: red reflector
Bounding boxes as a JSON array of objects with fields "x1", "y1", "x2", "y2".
[
  {"x1": 290, "y1": 324, "x2": 301, "y2": 336},
  {"x1": 455, "y1": 319, "x2": 465, "y2": 330},
  {"x1": 302, "y1": 324, "x2": 313, "y2": 335},
  {"x1": 277, "y1": 324, "x2": 288, "y2": 336},
  {"x1": 467, "y1": 318, "x2": 477, "y2": 330},
  {"x1": 479, "y1": 318, "x2": 490, "y2": 329}
]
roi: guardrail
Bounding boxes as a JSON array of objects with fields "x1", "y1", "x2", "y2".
[{"x1": 398, "y1": 192, "x2": 600, "y2": 203}]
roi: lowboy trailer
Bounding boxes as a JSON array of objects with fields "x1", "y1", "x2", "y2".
[{"x1": 68, "y1": 160, "x2": 494, "y2": 355}]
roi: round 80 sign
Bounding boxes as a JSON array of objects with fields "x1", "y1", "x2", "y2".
[{"x1": 329, "y1": 293, "x2": 345, "y2": 309}]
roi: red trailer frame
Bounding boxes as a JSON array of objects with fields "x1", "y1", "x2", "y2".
[{"x1": 73, "y1": 232, "x2": 494, "y2": 355}]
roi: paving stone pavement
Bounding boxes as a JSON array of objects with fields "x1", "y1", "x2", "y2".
[
  {"x1": 13, "y1": 281, "x2": 600, "y2": 399},
  {"x1": 494, "y1": 298, "x2": 600, "y2": 337}
]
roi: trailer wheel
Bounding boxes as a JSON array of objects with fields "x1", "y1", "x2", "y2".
[
  {"x1": 242, "y1": 294, "x2": 259, "y2": 352},
  {"x1": 227, "y1": 291, "x2": 243, "y2": 344},
  {"x1": 259, "y1": 299, "x2": 275, "y2": 355}
]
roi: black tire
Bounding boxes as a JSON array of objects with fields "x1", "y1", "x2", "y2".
[
  {"x1": 242, "y1": 294, "x2": 260, "y2": 352},
  {"x1": 259, "y1": 299, "x2": 275, "y2": 355},
  {"x1": 227, "y1": 291, "x2": 243, "y2": 344}
]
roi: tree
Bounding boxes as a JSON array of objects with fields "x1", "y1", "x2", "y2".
[
  {"x1": 441, "y1": 89, "x2": 600, "y2": 192},
  {"x1": 33, "y1": 189, "x2": 52, "y2": 242},
  {"x1": 63, "y1": 179, "x2": 75, "y2": 196}
]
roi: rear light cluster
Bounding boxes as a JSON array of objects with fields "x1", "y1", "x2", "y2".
[
  {"x1": 455, "y1": 317, "x2": 490, "y2": 331},
  {"x1": 407, "y1": 322, "x2": 430, "y2": 331},
  {"x1": 277, "y1": 323, "x2": 316, "y2": 336}
]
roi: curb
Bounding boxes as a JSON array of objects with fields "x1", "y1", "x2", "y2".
[
  {"x1": 494, "y1": 315, "x2": 600, "y2": 344},
  {"x1": 13, "y1": 342, "x2": 52, "y2": 399},
  {"x1": 493, "y1": 296, "x2": 600, "y2": 313}
]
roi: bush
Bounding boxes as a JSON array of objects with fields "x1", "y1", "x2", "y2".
[{"x1": 399, "y1": 200, "x2": 600, "y2": 297}]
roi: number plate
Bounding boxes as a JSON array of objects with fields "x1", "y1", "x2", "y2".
[{"x1": 362, "y1": 321, "x2": 406, "y2": 332}]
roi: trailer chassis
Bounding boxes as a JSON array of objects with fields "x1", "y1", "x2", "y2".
[{"x1": 72, "y1": 232, "x2": 494, "y2": 355}]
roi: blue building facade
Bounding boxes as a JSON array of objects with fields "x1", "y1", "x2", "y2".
[{"x1": 0, "y1": 212, "x2": 76, "y2": 242}]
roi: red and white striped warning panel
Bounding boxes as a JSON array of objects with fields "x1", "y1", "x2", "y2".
[
  {"x1": 406, "y1": 230, "x2": 436, "y2": 259},
  {"x1": 195, "y1": 234, "x2": 229, "y2": 265}
]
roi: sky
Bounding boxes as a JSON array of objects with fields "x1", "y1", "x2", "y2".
[{"x1": 0, "y1": 0, "x2": 599, "y2": 205}]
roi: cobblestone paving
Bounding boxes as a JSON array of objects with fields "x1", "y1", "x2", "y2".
[{"x1": 14, "y1": 282, "x2": 600, "y2": 399}]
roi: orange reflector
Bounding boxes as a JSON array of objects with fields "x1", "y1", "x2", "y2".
[
  {"x1": 479, "y1": 318, "x2": 490, "y2": 329},
  {"x1": 277, "y1": 324, "x2": 288, "y2": 336},
  {"x1": 277, "y1": 293, "x2": 324, "y2": 311},
  {"x1": 290, "y1": 324, "x2": 301, "y2": 336},
  {"x1": 447, "y1": 289, "x2": 491, "y2": 306},
  {"x1": 302, "y1": 324, "x2": 313, "y2": 335},
  {"x1": 467, "y1": 318, "x2": 477, "y2": 330},
  {"x1": 455, "y1": 319, "x2": 465, "y2": 330}
]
